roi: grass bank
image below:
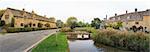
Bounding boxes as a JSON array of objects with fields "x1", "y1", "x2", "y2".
[
  {"x1": 31, "y1": 32, "x2": 68, "y2": 52},
  {"x1": 93, "y1": 28, "x2": 150, "y2": 52}
]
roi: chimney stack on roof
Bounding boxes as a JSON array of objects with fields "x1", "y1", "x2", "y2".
[
  {"x1": 135, "y1": 8, "x2": 137, "y2": 12},
  {"x1": 22, "y1": 8, "x2": 25, "y2": 11},
  {"x1": 106, "y1": 15, "x2": 107, "y2": 20},
  {"x1": 44, "y1": 15, "x2": 46, "y2": 18},
  {"x1": 115, "y1": 13, "x2": 117, "y2": 16},
  {"x1": 21, "y1": 8, "x2": 25, "y2": 15},
  {"x1": 126, "y1": 10, "x2": 128, "y2": 14},
  {"x1": 146, "y1": 9, "x2": 150, "y2": 11},
  {"x1": 32, "y1": 10, "x2": 35, "y2": 14}
]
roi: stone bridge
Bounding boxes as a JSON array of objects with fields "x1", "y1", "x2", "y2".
[{"x1": 66, "y1": 31, "x2": 91, "y2": 39}]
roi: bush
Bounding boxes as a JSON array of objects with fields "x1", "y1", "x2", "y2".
[
  {"x1": 60, "y1": 27, "x2": 72, "y2": 32},
  {"x1": 74, "y1": 27, "x2": 97, "y2": 33},
  {"x1": 4, "y1": 27, "x2": 53, "y2": 33},
  {"x1": 93, "y1": 29, "x2": 150, "y2": 52}
]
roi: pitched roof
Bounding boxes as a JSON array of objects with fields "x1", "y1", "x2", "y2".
[
  {"x1": 7, "y1": 8, "x2": 52, "y2": 22},
  {"x1": 109, "y1": 9, "x2": 150, "y2": 19}
]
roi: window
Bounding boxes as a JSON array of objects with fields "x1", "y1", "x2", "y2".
[
  {"x1": 135, "y1": 22, "x2": 139, "y2": 24},
  {"x1": 113, "y1": 18, "x2": 115, "y2": 20},
  {"x1": 20, "y1": 23, "x2": 24, "y2": 26},
  {"x1": 33, "y1": 24, "x2": 36, "y2": 26},
  {"x1": 127, "y1": 16, "x2": 130, "y2": 19},
  {"x1": 38, "y1": 23, "x2": 43, "y2": 28},
  {"x1": 5, "y1": 15, "x2": 9, "y2": 19},
  {"x1": 29, "y1": 23, "x2": 32, "y2": 27}
]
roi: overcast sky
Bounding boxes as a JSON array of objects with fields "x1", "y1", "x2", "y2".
[{"x1": 0, "y1": 0, "x2": 150, "y2": 23}]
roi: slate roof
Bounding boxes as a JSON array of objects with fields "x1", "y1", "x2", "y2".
[
  {"x1": 7, "y1": 8, "x2": 52, "y2": 22},
  {"x1": 108, "y1": 9, "x2": 150, "y2": 22}
]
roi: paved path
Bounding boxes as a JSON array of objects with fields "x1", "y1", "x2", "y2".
[{"x1": 0, "y1": 29, "x2": 58, "y2": 52}]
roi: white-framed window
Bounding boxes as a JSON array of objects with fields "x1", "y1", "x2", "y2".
[
  {"x1": 127, "y1": 16, "x2": 130, "y2": 19},
  {"x1": 113, "y1": 18, "x2": 115, "y2": 20},
  {"x1": 118, "y1": 17, "x2": 120, "y2": 20}
]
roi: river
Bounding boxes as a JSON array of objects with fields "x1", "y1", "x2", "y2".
[{"x1": 68, "y1": 39, "x2": 133, "y2": 52}]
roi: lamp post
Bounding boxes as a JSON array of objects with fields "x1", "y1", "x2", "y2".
[{"x1": 55, "y1": 30, "x2": 59, "y2": 46}]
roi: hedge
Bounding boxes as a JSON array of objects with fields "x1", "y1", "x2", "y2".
[{"x1": 5, "y1": 27, "x2": 53, "y2": 33}]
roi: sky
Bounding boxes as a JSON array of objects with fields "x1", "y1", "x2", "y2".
[{"x1": 0, "y1": 0, "x2": 150, "y2": 23}]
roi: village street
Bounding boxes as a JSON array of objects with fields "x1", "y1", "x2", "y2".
[{"x1": 0, "y1": 29, "x2": 58, "y2": 52}]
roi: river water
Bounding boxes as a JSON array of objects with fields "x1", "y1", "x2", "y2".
[{"x1": 68, "y1": 39, "x2": 133, "y2": 52}]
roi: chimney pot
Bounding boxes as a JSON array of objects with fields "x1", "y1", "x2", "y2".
[
  {"x1": 32, "y1": 10, "x2": 34, "y2": 14},
  {"x1": 146, "y1": 9, "x2": 150, "y2": 11},
  {"x1": 115, "y1": 13, "x2": 117, "y2": 16},
  {"x1": 44, "y1": 15, "x2": 46, "y2": 17},
  {"x1": 22, "y1": 8, "x2": 25, "y2": 10},
  {"x1": 126, "y1": 10, "x2": 128, "y2": 14},
  {"x1": 135, "y1": 8, "x2": 137, "y2": 12}
]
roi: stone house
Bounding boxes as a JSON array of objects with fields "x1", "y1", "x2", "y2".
[
  {"x1": 0, "y1": 8, "x2": 57, "y2": 28},
  {"x1": 106, "y1": 8, "x2": 150, "y2": 31}
]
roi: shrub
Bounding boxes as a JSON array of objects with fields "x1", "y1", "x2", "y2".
[
  {"x1": 4, "y1": 27, "x2": 53, "y2": 33},
  {"x1": 93, "y1": 29, "x2": 150, "y2": 52},
  {"x1": 60, "y1": 27, "x2": 72, "y2": 32},
  {"x1": 74, "y1": 27, "x2": 96, "y2": 33}
]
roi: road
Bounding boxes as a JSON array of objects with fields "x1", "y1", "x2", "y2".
[{"x1": 0, "y1": 29, "x2": 58, "y2": 52}]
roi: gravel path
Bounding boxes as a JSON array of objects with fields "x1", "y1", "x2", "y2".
[{"x1": 0, "y1": 29, "x2": 58, "y2": 52}]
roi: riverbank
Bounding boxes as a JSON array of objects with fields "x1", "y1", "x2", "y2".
[
  {"x1": 68, "y1": 39, "x2": 132, "y2": 52},
  {"x1": 31, "y1": 32, "x2": 68, "y2": 52},
  {"x1": 93, "y1": 28, "x2": 150, "y2": 52}
]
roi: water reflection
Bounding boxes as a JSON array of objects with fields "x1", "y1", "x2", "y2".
[{"x1": 68, "y1": 40, "x2": 133, "y2": 52}]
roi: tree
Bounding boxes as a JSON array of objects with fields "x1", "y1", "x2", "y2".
[
  {"x1": 66, "y1": 17, "x2": 77, "y2": 29},
  {"x1": 116, "y1": 21, "x2": 123, "y2": 28},
  {"x1": 85, "y1": 23, "x2": 91, "y2": 27},
  {"x1": 113, "y1": 21, "x2": 123, "y2": 29},
  {"x1": 91, "y1": 18, "x2": 102, "y2": 29},
  {"x1": 76, "y1": 21, "x2": 85, "y2": 27},
  {"x1": 67, "y1": 17, "x2": 77, "y2": 26},
  {"x1": 56, "y1": 20, "x2": 63, "y2": 28}
]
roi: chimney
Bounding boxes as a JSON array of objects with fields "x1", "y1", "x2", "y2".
[
  {"x1": 44, "y1": 15, "x2": 46, "y2": 18},
  {"x1": 22, "y1": 8, "x2": 25, "y2": 11},
  {"x1": 146, "y1": 9, "x2": 150, "y2": 11},
  {"x1": 126, "y1": 10, "x2": 128, "y2": 14},
  {"x1": 106, "y1": 15, "x2": 107, "y2": 20},
  {"x1": 115, "y1": 13, "x2": 117, "y2": 16},
  {"x1": 22, "y1": 8, "x2": 25, "y2": 15},
  {"x1": 32, "y1": 10, "x2": 34, "y2": 14},
  {"x1": 135, "y1": 8, "x2": 137, "y2": 12},
  {"x1": 31, "y1": 10, "x2": 35, "y2": 18}
]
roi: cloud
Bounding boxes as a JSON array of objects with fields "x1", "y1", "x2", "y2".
[{"x1": 0, "y1": 0, "x2": 149, "y2": 23}]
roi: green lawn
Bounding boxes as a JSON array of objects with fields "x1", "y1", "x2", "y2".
[{"x1": 31, "y1": 32, "x2": 68, "y2": 52}]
